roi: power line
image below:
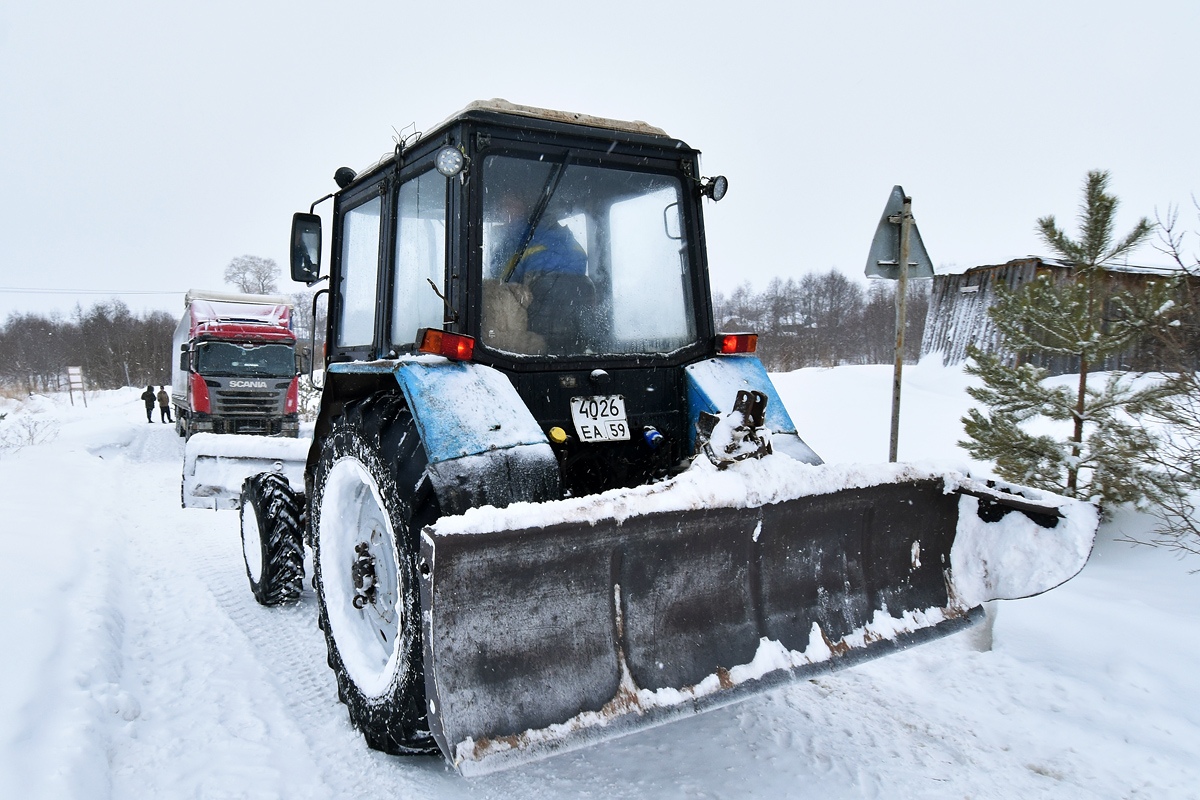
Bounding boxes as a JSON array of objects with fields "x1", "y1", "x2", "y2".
[{"x1": 0, "y1": 287, "x2": 186, "y2": 296}]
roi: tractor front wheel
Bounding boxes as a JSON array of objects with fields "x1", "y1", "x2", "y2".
[
  {"x1": 239, "y1": 472, "x2": 305, "y2": 606},
  {"x1": 310, "y1": 395, "x2": 439, "y2": 755}
]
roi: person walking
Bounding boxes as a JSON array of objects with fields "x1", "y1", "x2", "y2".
[
  {"x1": 140, "y1": 385, "x2": 155, "y2": 423},
  {"x1": 156, "y1": 386, "x2": 173, "y2": 423}
]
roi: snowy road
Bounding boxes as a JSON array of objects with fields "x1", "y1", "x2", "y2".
[{"x1": 3, "y1": 367, "x2": 1199, "y2": 799}]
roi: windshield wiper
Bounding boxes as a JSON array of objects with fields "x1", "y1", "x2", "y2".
[{"x1": 503, "y1": 155, "x2": 571, "y2": 282}]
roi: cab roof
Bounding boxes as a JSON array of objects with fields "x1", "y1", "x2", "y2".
[
  {"x1": 345, "y1": 100, "x2": 688, "y2": 192},
  {"x1": 424, "y1": 99, "x2": 670, "y2": 140}
]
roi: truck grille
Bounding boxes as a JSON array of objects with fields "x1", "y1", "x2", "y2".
[{"x1": 206, "y1": 382, "x2": 290, "y2": 417}]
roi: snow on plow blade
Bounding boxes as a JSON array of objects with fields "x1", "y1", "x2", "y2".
[
  {"x1": 418, "y1": 459, "x2": 1097, "y2": 775},
  {"x1": 181, "y1": 433, "x2": 309, "y2": 509}
]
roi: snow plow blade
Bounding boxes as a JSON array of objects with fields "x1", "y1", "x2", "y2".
[
  {"x1": 418, "y1": 460, "x2": 1097, "y2": 775},
  {"x1": 182, "y1": 432, "x2": 309, "y2": 509}
]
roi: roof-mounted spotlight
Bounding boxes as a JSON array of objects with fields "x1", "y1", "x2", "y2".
[
  {"x1": 333, "y1": 167, "x2": 357, "y2": 189},
  {"x1": 435, "y1": 145, "x2": 469, "y2": 178},
  {"x1": 700, "y1": 175, "x2": 729, "y2": 201}
]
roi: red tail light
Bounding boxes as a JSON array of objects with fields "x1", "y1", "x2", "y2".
[
  {"x1": 190, "y1": 372, "x2": 211, "y2": 413},
  {"x1": 417, "y1": 328, "x2": 475, "y2": 361},
  {"x1": 285, "y1": 377, "x2": 299, "y2": 414},
  {"x1": 718, "y1": 332, "x2": 758, "y2": 354}
]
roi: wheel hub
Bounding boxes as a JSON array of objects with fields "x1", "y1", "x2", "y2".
[
  {"x1": 352, "y1": 542, "x2": 377, "y2": 609},
  {"x1": 318, "y1": 457, "x2": 404, "y2": 696}
]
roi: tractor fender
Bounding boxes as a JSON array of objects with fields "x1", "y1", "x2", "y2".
[
  {"x1": 390, "y1": 358, "x2": 560, "y2": 515},
  {"x1": 685, "y1": 355, "x2": 822, "y2": 465}
]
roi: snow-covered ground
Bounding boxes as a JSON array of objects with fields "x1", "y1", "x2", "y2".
[{"x1": 2, "y1": 361, "x2": 1197, "y2": 799}]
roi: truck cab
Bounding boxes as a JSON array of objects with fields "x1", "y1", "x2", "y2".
[{"x1": 173, "y1": 290, "x2": 301, "y2": 438}]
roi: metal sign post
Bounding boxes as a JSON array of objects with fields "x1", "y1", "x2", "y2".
[
  {"x1": 865, "y1": 186, "x2": 933, "y2": 462},
  {"x1": 889, "y1": 199, "x2": 912, "y2": 463}
]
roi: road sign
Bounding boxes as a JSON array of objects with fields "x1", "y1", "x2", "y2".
[
  {"x1": 863, "y1": 187, "x2": 937, "y2": 462},
  {"x1": 67, "y1": 366, "x2": 87, "y2": 407},
  {"x1": 865, "y1": 185, "x2": 934, "y2": 280}
]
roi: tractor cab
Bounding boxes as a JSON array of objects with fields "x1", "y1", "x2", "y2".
[{"x1": 293, "y1": 100, "x2": 736, "y2": 496}]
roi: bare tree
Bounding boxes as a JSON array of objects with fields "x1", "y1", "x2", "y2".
[
  {"x1": 289, "y1": 288, "x2": 328, "y2": 374},
  {"x1": 712, "y1": 269, "x2": 928, "y2": 371},
  {"x1": 225, "y1": 255, "x2": 280, "y2": 294},
  {"x1": 0, "y1": 302, "x2": 174, "y2": 391},
  {"x1": 796, "y1": 270, "x2": 865, "y2": 367},
  {"x1": 862, "y1": 282, "x2": 897, "y2": 364},
  {"x1": 1136, "y1": 202, "x2": 1200, "y2": 559}
]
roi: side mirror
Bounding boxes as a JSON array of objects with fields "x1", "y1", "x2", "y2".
[{"x1": 291, "y1": 212, "x2": 323, "y2": 284}]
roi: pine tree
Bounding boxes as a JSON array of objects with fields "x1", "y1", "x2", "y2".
[{"x1": 960, "y1": 170, "x2": 1176, "y2": 506}]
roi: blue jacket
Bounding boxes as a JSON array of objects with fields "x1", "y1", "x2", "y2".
[{"x1": 501, "y1": 222, "x2": 588, "y2": 283}]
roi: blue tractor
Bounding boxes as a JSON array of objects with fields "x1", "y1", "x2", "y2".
[{"x1": 236, "y1": 101, "x2": 1097, "y2": 774}]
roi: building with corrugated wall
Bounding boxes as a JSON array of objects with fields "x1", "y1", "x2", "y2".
[{"x1": 921, "y1": 256, "x2": 1181, "y2": 375}]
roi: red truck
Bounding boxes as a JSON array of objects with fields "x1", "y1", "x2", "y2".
[{"x1": 172, "y1": 289, "x2": 300, "y2": 438}]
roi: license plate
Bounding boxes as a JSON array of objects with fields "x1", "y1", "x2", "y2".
[{"x1": 569, "y1": 395, "x2": 630, "y2": 442}]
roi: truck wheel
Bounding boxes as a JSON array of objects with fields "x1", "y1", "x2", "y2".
[
  {"x1": 240, "y1": 472, "x2": 305, "y2": 606},
  {"x1": 310, "y1": 395, "x2": 439, "y2": 755}
]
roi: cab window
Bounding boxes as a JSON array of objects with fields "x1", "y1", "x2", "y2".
[
  {"x1": 392, "y1": 171, "x2": 448, "y2": 345},
  {"x1": 336, "y1": 196, "x2": 382, "y2": 348},
  {"x1": 480, "y1": 153, "x2": 697, "y2": 357}
]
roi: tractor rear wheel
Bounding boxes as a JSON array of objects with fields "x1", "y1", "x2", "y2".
[{"x1": 310, "y1": 394, "x2": 439, "y2": 755}]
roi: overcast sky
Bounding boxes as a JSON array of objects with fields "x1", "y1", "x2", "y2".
[{"x1": 2, "y1": 0, "x2": 1198, "y2": 322}]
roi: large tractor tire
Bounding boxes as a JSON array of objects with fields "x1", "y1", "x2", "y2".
[
  {"x1": 309, "y1": 394, "x2": 440, "y2": 755},
  {"x1": 239, "y1": 472, "x2": 305, "y2": 606}
]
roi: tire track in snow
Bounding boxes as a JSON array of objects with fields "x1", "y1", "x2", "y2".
[
  {"x1": 106, "y1": 424, "x2": 471, "y2": 797},
  {"x1": 91, "y1": 425, "x2": 334, "y2": 799},
  {"x1": 189, "y1": 522, "x2": 468, "y2": 798},
  {"x1": 181, "y1": 510, "x2": 612, "y2": 799},
  {"x1": 195, "y1": 544, "x2": 383, "y2": 795},
  {"x1": 5, "y1": 450, "x2": 138, "y2": 800}
]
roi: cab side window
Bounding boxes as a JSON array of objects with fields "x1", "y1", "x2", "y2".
[
  {"x1": 391, "y1": 171, "x2": 448, "y2": 345},
  {"x1": 337, "y1": 196, "x2": 382, "y2": 348}
]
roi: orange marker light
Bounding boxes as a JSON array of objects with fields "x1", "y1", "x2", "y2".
[
  {"x1": 718, "y1": 333, "x2": 757, "y2": 354},
  {"x1": 417, "y1": 328, "x2": 475, "y2": 361}
]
